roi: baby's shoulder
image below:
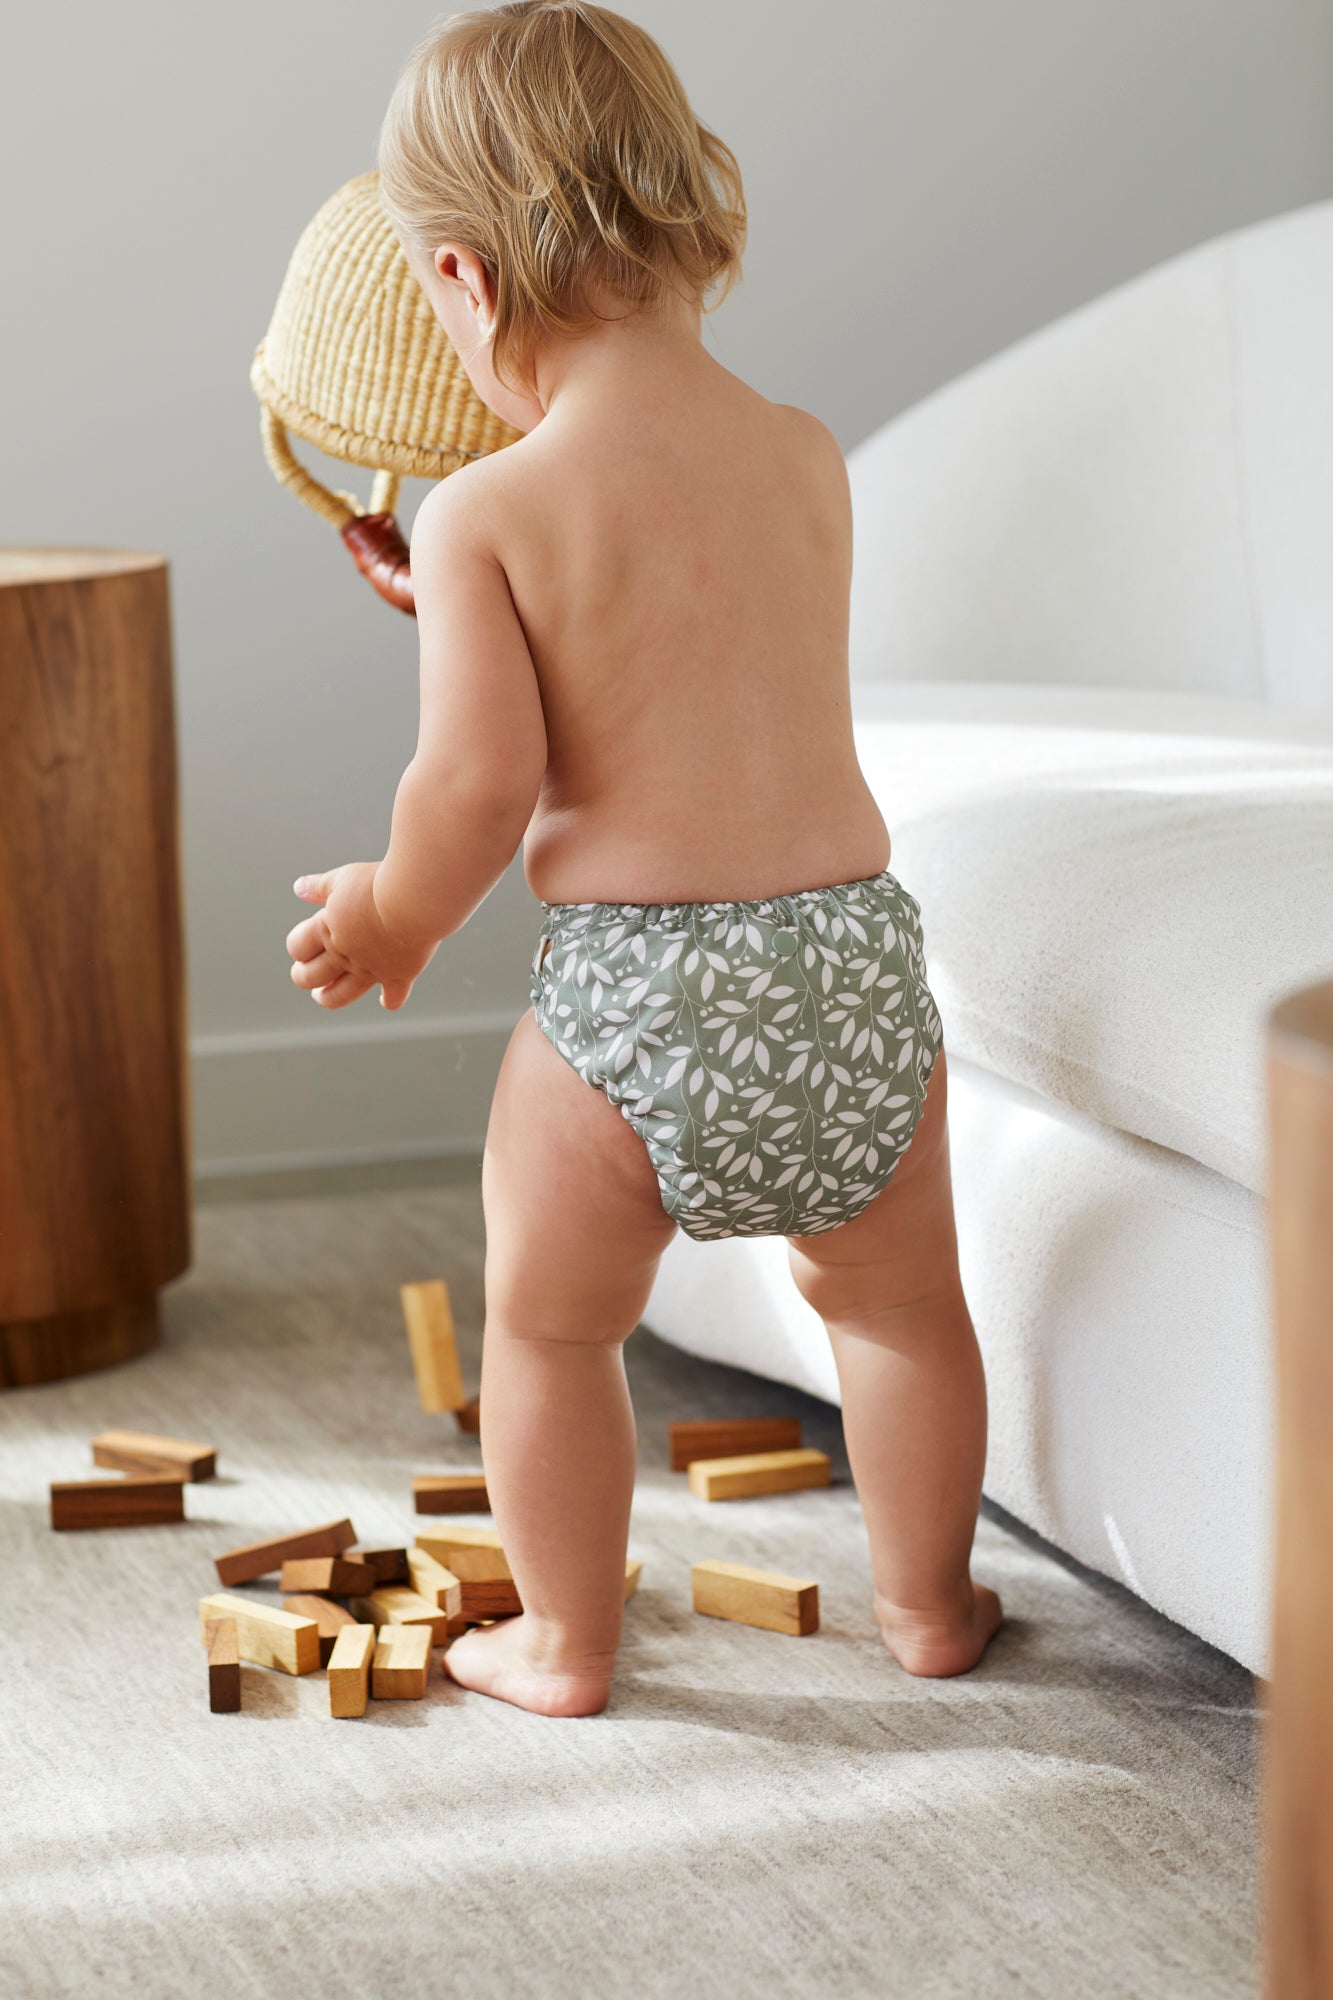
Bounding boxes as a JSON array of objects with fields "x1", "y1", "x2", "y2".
[
  {"x1": 410, "y1": 449, "x2": 512, "y2": 564},
  {"x1": 770, "y1": 400, "x2": 846, "y2": 476}
]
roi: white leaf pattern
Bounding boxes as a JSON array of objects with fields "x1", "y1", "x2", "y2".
[{"x1": 528, "y1": 869, "x2": 943, "y2": 1240}]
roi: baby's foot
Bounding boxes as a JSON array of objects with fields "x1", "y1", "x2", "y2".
[
  {"x1": 876, "y1": 1583, "x2": 1004, "y2": 1677},
  {"x1": 441, "y1": 1616, "x2": 615, "y2": 1716}
]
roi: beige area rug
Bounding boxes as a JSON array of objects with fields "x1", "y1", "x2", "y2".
[{"x1": 0, "y1": 1169, "x2": 1260, "y2": 2000}]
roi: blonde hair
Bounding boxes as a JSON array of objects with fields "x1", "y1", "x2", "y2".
[{"x1": 377, "y1": 1, "x2": 746, "y2": 395}]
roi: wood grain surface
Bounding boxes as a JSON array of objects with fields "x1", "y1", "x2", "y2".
[
  {"x1": 1264, "y1": 979, "x2": 1333, "y2": 2000},
  {"x1": 0, "y1": 548, "x2": 190, "y2": 1384}
]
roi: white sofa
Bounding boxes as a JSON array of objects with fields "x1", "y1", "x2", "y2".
[{"x1": 643, "y1": 200, "x2": 1333, "y2": 1677}]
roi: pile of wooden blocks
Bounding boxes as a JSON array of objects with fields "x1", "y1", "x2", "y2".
[
  {"x1": 44, "y1": 1278, "x2": 833, "y2": 1722},
  {"x1": 197, "y1": 1513, "x2": 644, "y2": 1717}
]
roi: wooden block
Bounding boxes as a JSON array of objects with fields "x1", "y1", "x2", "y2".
[
  {"x1": 197, "y1": 1592, "x2": 320, "y2": 1675},
  {"x1": 691, "y1": 1559, "x2": 820, "y2": 1636},
  {"x1": 214, "y1": 1518, "x2": 356, "y2": 1587},
  {"x1": 686, "y1": 1448, "x2": 831, "y2": 1502},
  {"x1": 458, "y1": 1577, "x2": 523, "y2": 1621},
  {"x1": 405, "y1": 1547, "x2": 463, "y2": 1618},
  {"x1": 454, "y1": 1394, "x2": 481, "y2": 1435},
  {"x1": 413, "y1": 1473, "x2": 490, "y2": 1515},
  {"x1": 372, "y1": 1624, "x2": 432, "y2": 1699},
  {"x1": 328, "y1": 1623, "x2": 376, "y2": 1718},
  {"x1": 50, "y1": 1473, "x2": 185, "y2": 1530},
  {"x1": 348, "y1": 1586, "x2": 451, "y2": 1646},
  {"x1": 278, "y1": 1555, "x2": 377, "y2": 1596},
  {"x1": 92, "y1": 1429, "x2": 216, "y2": 1480},
  {"x1": 282, "y1": 1593, "x2": 359, "y2": 1665},
  {"x1": 452, "y1": 1565, "x2": 639, "y2": 1623},
  {"x1": 400, "y1": 1278, "x2": 466, "y2": 1413},
  {"x1": 668, "y1": 1417, "x2": 802, "y2": 1473},
  {"x1": 413, "y1": 1526, "x2": 509, "y2": 1580},
  {"x1": 204, "y1": 1616, "x2": 242, "y2": 1711},
  {"x1": 344, "y1": 1545, "x2": 409, "y2": 1585}
]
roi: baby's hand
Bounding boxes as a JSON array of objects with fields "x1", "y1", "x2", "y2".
[{"x1": 286, "y1": 862, "x2": 438, "y2": 1011}]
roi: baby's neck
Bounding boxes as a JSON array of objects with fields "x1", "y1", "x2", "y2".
[{"x1": 531, "y1": 291, "x2": 707, "y2": 418}]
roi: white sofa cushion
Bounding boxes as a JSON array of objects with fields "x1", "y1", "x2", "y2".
[
  {"x1": 847, "y1": 200, "x2": 1333, "y2": 717},
  {"x1": 854, "y1": 682, "x2": 1333, "y2": 1192}
]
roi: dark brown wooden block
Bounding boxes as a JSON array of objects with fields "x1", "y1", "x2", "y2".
[
  {"x1": 458, "y1": 1577, "x2": 522, "y2": 1622},
  {"x1": 204, "y1": 1617, "x2": 242, "y2": 1712},
  {"x1": 344, "y1": 1545, "x2": 410, "y2": 1585},
  {"x1": 214, "y1": 1518, "x2": 356, "y2": 1587},
  {"x1": 413, "y1": 1474, "x2": 489, "y2": 1515},
  {"x1": 668, "y1": 1418, "x2": 803, "y2": 1472},
  {"x1": 50, "y1": 1472, "x2": 185, "y2": 1530}
]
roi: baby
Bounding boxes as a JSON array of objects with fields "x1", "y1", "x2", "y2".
[{"x1": 286, "y1": 0, "x2": 1002, "y2": 1715}]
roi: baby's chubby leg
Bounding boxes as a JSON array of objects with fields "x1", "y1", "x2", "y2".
[
  {"x1": 787, "y1": 1047, "x2": 1003, "y2": 1676},
  {"x1": 443, "y1": 1009, "x2": 676, "y2": 1716}
]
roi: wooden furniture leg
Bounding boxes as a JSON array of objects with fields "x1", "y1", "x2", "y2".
[{"x1": 1264, "y1": 977, "x2": 1333, "y2": 2000}]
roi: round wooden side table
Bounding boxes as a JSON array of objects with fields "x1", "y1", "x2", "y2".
[{"x1": 0, "y1": 548, "x2": 191, "y2": 1385}]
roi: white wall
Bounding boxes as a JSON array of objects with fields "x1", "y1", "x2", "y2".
[{"x1": 3, "y1": 1, "x2": 1331, "y2": 1172}]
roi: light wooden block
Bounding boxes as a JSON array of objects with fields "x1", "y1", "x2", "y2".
[
  {"x1": 454, "y1": 1394, "x2": 481, "y2": 1435},
  {"x1": 372, "y1": 1624, "x2": 432, "y2": 1699},
  {"x1": 668, "y1": 1417, "x2": 802, "y2": 1473},
  {"x1": 213, "y1": 1518, "x2": 356, "y2": 1587},
  {"x1": 92, "y1": 1429, "x2": 216, "y2": 1480},
  {"x1": 281, "y1": 1593, "x2": 359, "y2": 1665},
  {"x1": 348, "y1": 1586, "x2": 450, "y2": 1645},
  {"x1": 413, "y1": 1473, "x2": 490, "y2": 1515},
  {"x1": 278, "y1": 1555, "x2": 377, "y2": 1597},
  {"x1": 327, "y1": 1623, "x2": 376, "y2": 1717},
  {"x1": 691, "y1": 1559, "x2": 820, "y2": 1636},
  {"x1": 50, "y1": 1473, "x2": 185, "y2": 1530},
  {"x1": 344, "y1": 1544, "x2": 409, "y2": 1585},
  {"x1": 197, "y1": 1592, "x2": 320, "y2": 1675},
  {"x1": 624, "y1": 1558, "x2": 643, "y2": 1601},
  {"x1": 400, "y1": 1278, "x2": 466, "y2": 1413},
  {"x1": 686, "y1": 1448, "x2": 831, "y2": 1502},
  {"x1": 204, "y1": 1616, "x2": 242, "y2": 1711},
  {"x1": 405, "y1": 1547, "x2": 463, "y2": 1618},
  {"x1": 413, "y1": 1526, "x2": 510, "y2": 1580}
]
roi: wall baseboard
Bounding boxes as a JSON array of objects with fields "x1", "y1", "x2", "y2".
[{"x1": 190, "y1": 1009, "x2": 520, "y2": 1178}]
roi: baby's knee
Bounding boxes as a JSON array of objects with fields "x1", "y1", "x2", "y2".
[{"x1": 787, "y1": 1238, "x2": 967, "y2": 1343}]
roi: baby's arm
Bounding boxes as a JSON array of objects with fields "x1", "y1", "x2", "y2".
[
  {"x1": 372, "y1": 475, "x2": 548, "y2": 944},
  {"x1": 286, "y1": 475, "x2": 546, "y2": 1010}
]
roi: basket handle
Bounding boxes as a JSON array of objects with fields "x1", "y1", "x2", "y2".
[{"x1": 259, "y1": 406, "x2": 417, "y2": 617}]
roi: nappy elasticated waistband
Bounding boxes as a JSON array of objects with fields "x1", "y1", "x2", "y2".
[{"x1": 538, "y1": 865, "x2": 900, "y2": 925}]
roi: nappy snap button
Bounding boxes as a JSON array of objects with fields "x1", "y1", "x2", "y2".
[{"x1": 772, "y1": 928, "x2": 798, "y2": 956}]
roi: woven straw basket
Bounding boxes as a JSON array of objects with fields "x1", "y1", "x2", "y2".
[{"x1": 250, "y1": 169, "x2": 520, "y2": 615}]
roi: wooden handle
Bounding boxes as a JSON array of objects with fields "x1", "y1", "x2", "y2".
[
  {"x1": 340, "y1": 512, "x2": 415, "y2": 617},
  {"x1": 1263, "y1": 976, "x2": 1333, "y2": 1999}
]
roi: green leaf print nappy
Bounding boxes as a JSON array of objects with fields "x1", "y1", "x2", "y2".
[{"x1": 529, "y1": 867, "x2": 946, "y2": 1241}]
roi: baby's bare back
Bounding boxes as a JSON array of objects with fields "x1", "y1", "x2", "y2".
[{"x1": 471, "y1": 356, "x2": 890, "y2": 905}]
